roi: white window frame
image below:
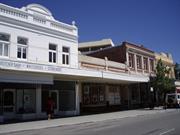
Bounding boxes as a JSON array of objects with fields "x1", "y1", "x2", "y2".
[
  {"x1": 143, "y1": 57, "x2": 148, "y2": 71},
  {"x1": 17, "y1": 36, "x2": 28, "y2": 60},
  {"x1": 62, "y1": 46, "x2": 70, "y2": 65},
  {"x1": 49, "y1": 44, "x2": 57, "y2": 64},
  {"x1": 128, "y1": 53, "x2": 134, "y2": 68},
  {"x1": 0, "y1": 33, "x2": 10, "y2": 58}
]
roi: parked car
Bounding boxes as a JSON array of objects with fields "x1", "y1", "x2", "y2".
[{"x1": 165, "y1": 93, "x2": 180, "y2": 108}]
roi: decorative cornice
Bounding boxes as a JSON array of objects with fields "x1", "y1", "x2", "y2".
[
  {"x1": 0, "y1": 15, "x2": 78, "y2": 42},
  {"x1": 0, "y1": 3, "x2": 77, "y2": 36}
]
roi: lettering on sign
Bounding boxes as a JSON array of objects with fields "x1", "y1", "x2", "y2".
[{"x1": 0, "y1": 60, "x2": 61, "y2": 72}]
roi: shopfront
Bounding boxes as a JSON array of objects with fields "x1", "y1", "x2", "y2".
[
  {"x1": 140, "y1": 83, "x2": 150, "y2": 107},
  {"x1": 82, "y1": 83, "x2": 106, "y2": 106},
  {"x1": 108, "y1": 85, "x2": 121, "y2": 105},
  {"x1": 81, "y1": 83, "x2": 124, "y2": 113},
  {"x1": 128, "y1": 84, "x2": 141, "y2": 108},
  {"x1": 0, "y1": 74, "x2": 77, "y2": 123},
  {"x1": 41, "y1": 80, "x2": 76, "y2": 116},
  {"x1": 0, "y1": 83, "x2": 37, "y2": 120}
]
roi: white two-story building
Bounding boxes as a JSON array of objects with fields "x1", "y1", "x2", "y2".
[{"x1": 0, "y1": 3, "x2": 81, "y2": 122}]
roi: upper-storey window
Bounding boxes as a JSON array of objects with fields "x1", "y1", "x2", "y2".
[
  {"x1": 136, "y1": 55, "x2": 142, "y2": 69},
  {"x1": 49, "y1": 44, "x2": 57, "y2": 63},
  {"x1": 143, "y1": 57, "x2": 148, "y2": 71},
  {"x1": 17, "y1": 37, "x2": 28, "y2": 59},
  {"x1": 0, "y1": 33, "x2": 10, "y2": 57},
  {"x1": 62, "y1": 46, "x2": 70, "y2": 65},
  {"x1": 150, "y1": 59, "x2": 154, "y2": 72},
  {"x1": 128, "y1": 53, "x2": 134, "y2": 68}
]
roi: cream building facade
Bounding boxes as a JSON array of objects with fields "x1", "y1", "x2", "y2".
[{"x1": 155, "y1": 52, "x2": 175, "y2": 79}]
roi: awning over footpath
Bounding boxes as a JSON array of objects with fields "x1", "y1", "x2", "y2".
[
  {"x1": 0, "y1": 59, "x2": 149, "y2": 84},
  {"x1": 0, "y1": 71, "x2": 53, "y2": 84}
]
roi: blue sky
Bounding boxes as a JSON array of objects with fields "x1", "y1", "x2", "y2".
[{"x1": 0, "y1": 0, "x2": 180, "y2": 63}]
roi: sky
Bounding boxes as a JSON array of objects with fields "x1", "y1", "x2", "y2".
[{"x1": 0, "y1": 0, "x2": 180, "y2": 63}]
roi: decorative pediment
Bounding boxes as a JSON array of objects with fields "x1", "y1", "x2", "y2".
[
  {"x1": 21, "y1": 3, "x2": 54, "y2": 20},
  {"x1": 26, "y1": 4, "x2": 52, "y2": 16}
]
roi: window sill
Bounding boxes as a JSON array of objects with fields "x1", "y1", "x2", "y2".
[
  {"x1": 0, "y1": 56, "x2": 9, "y2": 59},
  {"x1": 62, "y1": 64, "x2": 70, "y2": 67},
  {"x1": 48, "y1": 62, "x2": 58, "y2": 65},
  {"x1": 17, "y1": 58, "x2": 27, "y2": 61}
]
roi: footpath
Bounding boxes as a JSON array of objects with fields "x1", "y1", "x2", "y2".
[{"x1": 0, "y1": 107, "x2": 176, "y2": 134}]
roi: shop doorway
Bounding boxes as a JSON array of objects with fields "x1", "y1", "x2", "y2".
[
  {"x1": 49, "y1": 90, "x2": 59, "y2": 114},
  {"x1": 3, "y1": 89, "x2": 15, "y2": 119}
]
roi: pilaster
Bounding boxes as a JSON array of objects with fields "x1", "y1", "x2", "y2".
[
  {"x1": 36, "y1": 84, "x2": 42, "y2": 114},
  {"x1": 75, "y1": 82, "x2": 80, "y2": 115}
]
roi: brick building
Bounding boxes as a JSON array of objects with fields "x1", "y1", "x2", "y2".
[{"x1": 79, "y1": 41, "x2": 156, "y2": 109}]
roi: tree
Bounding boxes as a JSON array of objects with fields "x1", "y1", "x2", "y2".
[
  {"x1": 175, "y1": 63, "x2": 180, "y2": 80},
  {"x1": 152, "y1": 59, "x2": 175, "y2": 104}
]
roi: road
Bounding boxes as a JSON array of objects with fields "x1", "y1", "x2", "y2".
[{"x1": 1, "y1": 110, "x2": 180, "y2": 135}]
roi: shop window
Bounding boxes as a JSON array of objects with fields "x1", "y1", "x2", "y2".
[
  {"x1": 83, "y1": 86, "x2": 90, "y2": 105},
  {"x1": 0, "y1": 90, "x2": 2, "y2": 115},
  {"x1": 24, "y1": 90, "x2": 36, "y2": 113},
  {"x1": 59, "y1": 90, "x2": 75, "y2": 111},
  {"x1": 99, "y1": 89, "x2": 105, "y2": 102},
  {"x1": 16, "y1": 90, "x2": 23, "y2": 113},
  {"x1": 82, "y1": 84, "x2": 105, "y2": 105},
  {"x1": 109, "y1": 85, "x2": 121, "y2": 105},
  {"x1": 140, "y1": 83, "x2": 149, "y2": 104},
  {"x1": 131, "y1": 84, "x2": 140, "y2": 103},
  {"x1": 4, "y1": 91, "x2": 13, "y2": 106},
  {"x1": 3, "y1": 91, "x2": 14, "y2": 112},
  {"x1": 91, "y1": 89, "x2": 98, "y2": 104},
  {"x1": 49, "y1": 44, "x2": 57, "y2": 63},
  {"x1": 41, "y1": 81, "x2": 76, "y2": 112},
  {"x1": 62, "y1": 46, "x2": 69, "y2": 65},
  {"x1": 41, "y1": 90, "x2": 49, "y2": 112},
  {"x1": 0, "y1": 33, "x2": 10, "y2": 57},
  {"x1": 51, "y1": 91, "x2": 57, "y2": 109},
  {"x1": 17, "y1": 37, "x2": 28, "y2": 59},
  {"x1": 16, "y1": 89, "x2": 36, "y2": 114}
]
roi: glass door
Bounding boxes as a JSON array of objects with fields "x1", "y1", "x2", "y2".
[
  {"x1": 49, "y1": 90, "x2": 59, "y2": 114},
  {"x1": 3, "y1": 89, "x2": 15, "y2": 118}
]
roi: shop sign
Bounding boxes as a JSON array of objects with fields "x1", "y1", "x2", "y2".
[{"x1": 0, "y1": 59, "x2": 61, "y2": 73}]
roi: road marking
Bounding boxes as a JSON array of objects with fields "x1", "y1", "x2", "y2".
[{"x1": 159, "y1": 128, "x2": 175, "y2": 135}]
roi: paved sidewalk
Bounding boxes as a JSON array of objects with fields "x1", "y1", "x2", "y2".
[{"x1": 0, "y1": 107, "x2": 176, "y2": 134}]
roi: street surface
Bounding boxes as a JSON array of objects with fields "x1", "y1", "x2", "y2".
[{"x1": 1, "y1": 109, "x2": 180, "y2": 135}]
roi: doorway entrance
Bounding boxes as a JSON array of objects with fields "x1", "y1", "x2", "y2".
[
  {"x1": 3, "y1": 89, "x2": 15, "y2": 119},
  {"x1": 49, "y1": 90, "x2": 59, "y2": 114}
]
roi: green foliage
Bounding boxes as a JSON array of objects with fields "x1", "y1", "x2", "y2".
[
  {"x1": 152, "y1": 59, "x2": 175, "y2": 96},
  {"x1": 175, "y1": 63, "x2": 180, "y2": 80}
]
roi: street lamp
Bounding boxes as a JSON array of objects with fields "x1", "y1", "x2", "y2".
[
  {"x1": 150, "y1": 87, "x2": 154, "y2": 109},
  {"x1": 150, "y1": 87, "x2": 154, "y2": 92}
]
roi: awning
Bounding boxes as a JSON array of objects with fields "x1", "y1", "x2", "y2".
[
  {"x1": 0, "y1": 71, "x2": 53, "y2": 84},
  {"x1": 175, "y1": 81, "x2": 180, "y2": 86}
]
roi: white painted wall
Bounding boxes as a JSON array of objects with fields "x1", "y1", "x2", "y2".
[
  {"x1": 0, "y1": 3, "x2": 78, "y2": 69},
  {"x1": 0, "y1": 23, "x2": 78, "y2": 68}
]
